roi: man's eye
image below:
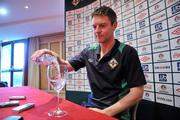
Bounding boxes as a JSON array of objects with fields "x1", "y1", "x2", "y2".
[{"x1": 100, "y1": 25, "x2": 105, "y2": 28}]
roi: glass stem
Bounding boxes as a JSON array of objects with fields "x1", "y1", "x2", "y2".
[{"x1": 57, "y1": 91, "x2": 60, "y2": 111}]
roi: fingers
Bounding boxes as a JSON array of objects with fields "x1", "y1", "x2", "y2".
[{"x1": 31, "y1": 49, "x2": 51, "y2": 61}]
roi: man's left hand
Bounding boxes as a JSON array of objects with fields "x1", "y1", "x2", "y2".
[{"x1": 89, "y1": 108, "x2": 107, "y2": 115}]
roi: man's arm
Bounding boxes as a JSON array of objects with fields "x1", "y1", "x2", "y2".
[{"x1": 90, "y1": 85, "x2": 144, "y2": 117}]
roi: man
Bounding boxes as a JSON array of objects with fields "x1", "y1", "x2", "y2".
[{"x1": 32, "y1": 6, "x2": 146, "y2": 120}]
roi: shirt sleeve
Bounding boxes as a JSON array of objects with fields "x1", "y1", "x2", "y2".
[
  {"x1": 123, "y1": 46, "x2": 147, "y2": 88},
  {"x1": 68, "y1": 48, "x2": 87, "y2": 71}
]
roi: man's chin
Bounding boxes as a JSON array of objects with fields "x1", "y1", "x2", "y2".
[{"x1": 96, "y1": 38, "x2": 104, "y2": 43}]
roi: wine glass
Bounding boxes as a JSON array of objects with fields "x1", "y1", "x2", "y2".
[{"x1": 47, "y1": 63, "x2": 68, "y2": 117}]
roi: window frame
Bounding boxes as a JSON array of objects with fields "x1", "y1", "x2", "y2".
[{"x1": 0, "y1": 39, "x2": 28, "y2": 87}]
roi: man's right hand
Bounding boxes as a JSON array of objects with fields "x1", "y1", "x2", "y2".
[{"x1": 31, "y1": 49, "x2": 59, "y2": 64}]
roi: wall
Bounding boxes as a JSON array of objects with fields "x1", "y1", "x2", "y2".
[{"x1": 65, "y1": 0, "x2": 180, "y2": 119}]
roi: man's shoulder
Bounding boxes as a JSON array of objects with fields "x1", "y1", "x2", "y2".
[{"x1": 118, "y1": 42, "x2": 137, "y2": 54}]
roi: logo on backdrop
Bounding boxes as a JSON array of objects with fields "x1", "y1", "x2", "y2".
[
  {"x1": 171, "y1": 2, "x2": 180, "y2": 15},
  {"x1": 160, "y1": 85, "x2": 167, "y2": 91},
  {"x1": 177, "y1": 62, "x2": 180, "y2": 71},
  {"x1": 158, "y1": 53, "x2": 165, "y2": 60},
  {"x1": 142, "y1": 64, "x2": 149, "y2": 71},
  {"x1": 72, "y1": 0, "x2": 80, "y2": 6},
  {"x1": 155, "y1": 22, "x2": 163, "y2": 32},
  {"x1": 177, "y1": 38, "x2": 180, "y2": 45},
  {"x1": 159, "y1": 74, "x2": 167, "y2": 82},
  {"x1": 172, "y1": 27, "x2": 180, "y2": 35},
  {"x1": 139, "y1": 20, "x2": 146, "y2": 28}
]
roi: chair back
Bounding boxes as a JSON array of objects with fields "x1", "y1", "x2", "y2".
[
  {"x1": 0, "y1": 81, "x2": 8, "y2": 87},
  {"x1": 130, "y1": 103, "x2": 139, "y2": 120}
]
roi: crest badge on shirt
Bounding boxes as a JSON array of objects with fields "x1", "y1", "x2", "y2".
[{"x1": 108, "y1": 58, "x2": 118, "y2": 69}]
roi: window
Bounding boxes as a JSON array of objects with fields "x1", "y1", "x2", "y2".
[{"x1": 0, "y1": 40, "x2": 27, "y2": 87}]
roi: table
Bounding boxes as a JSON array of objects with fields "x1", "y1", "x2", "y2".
[{"x1": 0, "y1": 86, "x2": 117, "y2": 120}]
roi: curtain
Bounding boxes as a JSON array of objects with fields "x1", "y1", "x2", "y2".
[
  {"x1": 27, "y1": 37, "x2": 40, "y2": 88},
  {"x1": 0, "y1": 43, "x2": 1, "y2": 82}
]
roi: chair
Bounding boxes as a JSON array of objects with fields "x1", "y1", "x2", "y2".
[
  {"x1": 0, "y1": 81, "x2": 8, "y2": 87},
  {"x1": 130, "y1": 102, "x2": 139, "y2": 120}
]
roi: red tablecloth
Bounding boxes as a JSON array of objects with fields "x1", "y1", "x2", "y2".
[{"x1": 0, "y1": 86, "x2": 117, "y2": 120}]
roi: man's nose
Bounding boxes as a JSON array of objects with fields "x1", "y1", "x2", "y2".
[{"x1": 95, "y1": 26, "x2": 101, "y2": 33}]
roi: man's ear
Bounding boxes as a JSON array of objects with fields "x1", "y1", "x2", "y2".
[{"x1": 113, "y1": 22, "x2": 118, "y2": 30}]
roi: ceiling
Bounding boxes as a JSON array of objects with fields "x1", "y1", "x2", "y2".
[{"x1": 0, "y1": 0, "x2": 64, "y2": 43}]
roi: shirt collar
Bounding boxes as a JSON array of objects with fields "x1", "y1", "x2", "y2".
[{"x1": 95, "y1": 39, "x2": 120, "y2": 59}]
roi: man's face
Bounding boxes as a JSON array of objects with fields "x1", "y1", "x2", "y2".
[{"x1": 92, "y1": 15, "x2": 117, "y2": 43}]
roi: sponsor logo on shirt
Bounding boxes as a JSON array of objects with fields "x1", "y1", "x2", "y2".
[{"x1": 108, "y1": 58, "x2": 119, "y2": 69}]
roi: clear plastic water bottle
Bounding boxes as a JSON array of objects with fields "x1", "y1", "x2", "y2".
[{"x1": 35, "y1": 54, "x2": 58, "y2": 65}]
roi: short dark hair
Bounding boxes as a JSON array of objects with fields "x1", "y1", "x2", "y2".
[{"x1": 92, "y1": 6, "x2": 117, "y2": 24}]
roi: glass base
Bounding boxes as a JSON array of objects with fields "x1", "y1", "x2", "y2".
[{"x1": 48, "y1": 109, "x2": 67, "y2": 117}]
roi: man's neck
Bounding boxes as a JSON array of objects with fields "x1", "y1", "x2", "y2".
[{"x1": 100, "y1": 38, "x2": 116, "y2": 59}]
